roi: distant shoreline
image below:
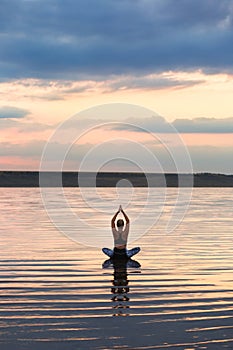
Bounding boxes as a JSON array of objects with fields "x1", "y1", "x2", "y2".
[{"x1": 0, "y1": 171, "x2": 233, "y2": 187}]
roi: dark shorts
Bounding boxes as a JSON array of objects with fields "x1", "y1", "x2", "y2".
[{"x1": 113, "y1": 247, "x2": 127, "y2": 256}]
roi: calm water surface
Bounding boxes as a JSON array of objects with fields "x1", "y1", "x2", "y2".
[{"x1": 0, "y1": 188, "x2": 233, "y2": 349}]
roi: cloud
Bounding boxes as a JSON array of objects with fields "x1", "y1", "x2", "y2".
[
  {"x1": 108, "y1": 116, "x2": 233, "y2": 134},
  {"x1": 2, "y1": 74, "x2": 203, "y2": 101},
  {"x1": 0, "y1": 106, "x2": 29, "y2": 119},
  {"x1": 6, "y1": 112, "x2": 226, "y2": 136},
  {"x1": 105, "y1": 74, "x2": 204, "y2": 92},
  {"x1": 106, "y1": 116, "x2": 171, "y2": 133},
  {"x1": 0, "y1": 116, "x2": 55, "y2": 132},
  {"x1": 0, "y1": 79, "x2": 102, "y2": 102},
  {"x1": 1, "y1": 0, "x2": 233, "y2": 80},
  {"x1": 173, "y1": 117, "x2": 233, "y2": 133}
]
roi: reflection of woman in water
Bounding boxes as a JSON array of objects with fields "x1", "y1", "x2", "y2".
[
  {"x1": 102, "y1": 206, "x2": 140, "y2": 258},
  {"x1": 111, "y1": 259, "x2": 130, "y2": 316}
]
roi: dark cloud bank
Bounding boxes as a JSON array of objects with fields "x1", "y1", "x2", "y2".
[
  {"x1": 1, "y1": 111, "x2": 233, "y2": 134},
  {"x1": 1, "y1": 0, "x2": 233, "y2": 80},
  {"x1": 110, "y1": 116, "x2": 233, "y2": 134}
]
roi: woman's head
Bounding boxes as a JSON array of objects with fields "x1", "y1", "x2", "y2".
[{"x1": 116, "y1": 219, "x2": 124, "y2": 228}]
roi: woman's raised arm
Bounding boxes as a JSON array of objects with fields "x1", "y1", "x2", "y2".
[
  {"x1": 111, "y1": 208, "x2": 120, "y2": 228},
  {"x1": 121, "y1": 208, "x2": 129, "y2": 225}
]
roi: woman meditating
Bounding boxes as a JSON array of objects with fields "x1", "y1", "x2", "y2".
[{"x1": 102, "y1": 206, "x2": 140, "y2": 258}]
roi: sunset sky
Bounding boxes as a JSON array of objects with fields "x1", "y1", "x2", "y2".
[{"x1": 0, "y1": 0, "x2": 233, "y2": 173}]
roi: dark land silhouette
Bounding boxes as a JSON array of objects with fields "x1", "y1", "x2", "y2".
[{"x1": 0, "y1": 171, "x2": 233, "y2": 187}]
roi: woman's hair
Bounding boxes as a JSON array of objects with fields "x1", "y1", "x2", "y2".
[{"x1": 116, "y1": 219, "x2": 124, "y2": 228}]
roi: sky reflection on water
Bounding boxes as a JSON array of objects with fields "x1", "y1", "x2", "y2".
[{"x1": 0, "y1": 188, "x2": 233, "y2": 349}]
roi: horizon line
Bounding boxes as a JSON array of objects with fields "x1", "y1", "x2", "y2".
[{"x1": 0, "y1": 170, "x2": 232, "y2": 176}]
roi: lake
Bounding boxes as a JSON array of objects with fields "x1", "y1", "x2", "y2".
[{"x1": 0, "y1": 188, "x2": 233, "y2": 349}]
